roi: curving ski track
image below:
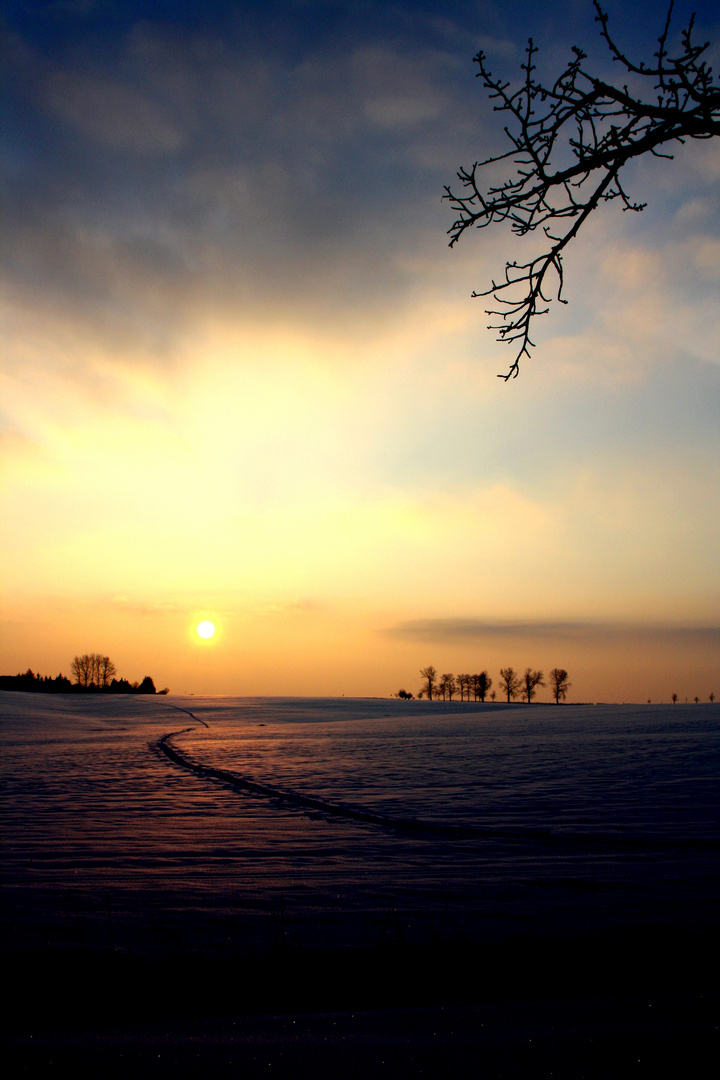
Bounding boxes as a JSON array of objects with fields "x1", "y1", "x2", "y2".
[{"x1": 154, "y1": 718, "x2": 720, "y2": 853}]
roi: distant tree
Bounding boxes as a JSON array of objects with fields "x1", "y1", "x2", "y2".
[
  {"x1": 70, "y1": 655, "x2": 82, "y2": 686},
  {"x1": 435, "y1": 673, "x2": 451, "y2": 700},
  {"x1": 499, "y1": 667, "x2": 522, "y2": 703},
  {"x1": 694, "y1": 696, "x2": 700, "y2": 704},
  {"x1": 138, "y1": 677, "x2": 156, "y2": 694},
  {"x1": 109, "y1": 677, "x2": 133, "y2": 693},
  {"x1": 671, "y1": 692, "x2": 678, "y2": 704},
  {"x1": 419, "y1": 666, "x2": 437, "y2": 701},
  {"x1": 549, "y1": 668, "x2": 571, "y2": 705},
  {"x1": 490, "y1": 690, "x2": 496, "y2": 702},
  {"x1": 524, "y1": 665, "x2": 546, "y2": 699},
  {"x1": 456, "y1": 673, "x2": 471, "y2": 701},
  {"x1": 96, "y1": 655, "x2": 117, "y2": 689},
  {"x1": 396, "y1": 689, "x2": 414, "y2": 700},
  {"x1": 710, "y1": 692, "x2": 715, "y2": 703},
  {"x1": 445, "y1": 2, "x2": 720, "y2": 379},
  {"x1": 475, "y1": 671, "x2": 492, "y2": 702},
  {"x1": 71, "y1": 654, "x2": 93, "y2": 687},
  {"x1": 442, "y1": 673, "x2": 458, "y2": 701}
]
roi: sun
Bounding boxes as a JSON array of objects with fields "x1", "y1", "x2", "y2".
[{"x1": 197, "y1": 620, "x2": 216, "y2": 639}]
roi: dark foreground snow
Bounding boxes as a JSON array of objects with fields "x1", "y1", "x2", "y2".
[{"x1": 2, "y1": 693, "x2": 718, "y2": 1076}]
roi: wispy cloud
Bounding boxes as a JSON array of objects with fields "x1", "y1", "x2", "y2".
[{"x1": 384, "y1": 618, "x2": 720, "y2": 645}]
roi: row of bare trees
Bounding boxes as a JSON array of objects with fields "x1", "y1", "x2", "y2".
[
  {"x1": 70, "y1": 653, "x2": 117, "y2": 688},
  {"x1": 415, "y1": 668, "x2": 494, "y2": 702},
  {"x1": 672, "y1": 692, "x2": 715, "y2": 704},
  {"x1": 415, "y1": 666, "x2": 571, "y2": 704}
]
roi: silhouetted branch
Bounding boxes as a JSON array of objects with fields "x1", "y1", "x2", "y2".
[{"x1": 445, "y1": 1, "x2": 720, "y2": 378}]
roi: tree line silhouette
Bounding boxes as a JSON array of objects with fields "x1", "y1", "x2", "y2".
[
  {"x1": 398, "y1": 671, "x2": 716, "y2": 705},
  {"x1": 0, "y1": 653, "x2": 168, "y2": 695},
  {"x1": 397, "y1": 666, "x2": 571, "y2": 704}
]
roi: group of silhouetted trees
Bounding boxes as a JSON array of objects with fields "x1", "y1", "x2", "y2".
[
  {"x1": 70, "y1": 652, "x2": 116, "y2": 688},
  {"x1": 413, "y1": 667, "x2": 495, "y2": 702},
  {"x1": 0, "y1": 654, "x2": 167, "y2": 695},
  {"x1": 671, "y1": 692, "x2": 715, "y2": 705},
  {"x1": 0, "y1": 670, "x2": 73, "y2": 694},
  {"x1": 69, "y1": 652, "x2": 163, "y2": 694},
  {"x1": 401, "y1": 665, "x2": 571, "y2": 704}
]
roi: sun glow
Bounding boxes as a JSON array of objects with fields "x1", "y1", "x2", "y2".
[{"x1": 197, "y1": 620, "x2": 216, "y2": 639}]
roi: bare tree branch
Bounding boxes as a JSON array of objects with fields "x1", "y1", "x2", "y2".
[{"x1": 445, "y1": 2, "x2": 720, "y2": 379}]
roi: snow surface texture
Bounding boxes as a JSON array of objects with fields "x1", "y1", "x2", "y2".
[{"x1": 2, "y1": 693, "x2": 718, "y2": 957}]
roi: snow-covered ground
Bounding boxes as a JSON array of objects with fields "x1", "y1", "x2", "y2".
[{"x1": 2, "y1": 693, "x2": 718, "y2": 957}]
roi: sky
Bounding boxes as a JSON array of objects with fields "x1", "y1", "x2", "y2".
[{"x1": 1, "y1": 0, "x2": 718, "y2": 702}]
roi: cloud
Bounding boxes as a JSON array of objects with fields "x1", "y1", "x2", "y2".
[
  {"x1": 384, "y1": 618, "x2": 720, "y2": 646},
  {"x1": 350, "y1": 45, "x2": 452, "y2": 129},
  {"x1": 105, "y1": 596, "x2": 187, "y2": 617},
  {"x1": 46, "y1": 69, "x2": 185, "y2": 152},
  {"x1": 7, "y1": 0, "x2": 715, "y2": 375},
  {"x1": 1, "y1": 6, "x2": 496, "y2": 363}
]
